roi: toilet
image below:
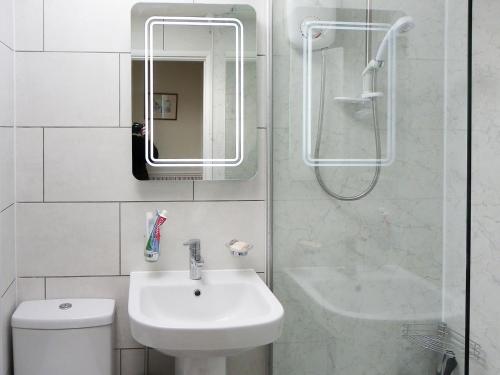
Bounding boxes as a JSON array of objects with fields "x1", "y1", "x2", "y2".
[{"x1": 12, "y1": 298, "x2": 115, "y2": 375}]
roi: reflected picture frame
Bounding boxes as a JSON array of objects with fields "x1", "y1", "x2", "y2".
[{"x1": 152, "y1": 93, "x2": 178, "y2": 120}]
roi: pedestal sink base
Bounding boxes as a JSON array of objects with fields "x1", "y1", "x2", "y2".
[
  {"x1": 129, "y1": 270, "x2": 284, "y2": 372},
  {"x1": 175, "y1": 357, "x2": 226, "y2": 375}
]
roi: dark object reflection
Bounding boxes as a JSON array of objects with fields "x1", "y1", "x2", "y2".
[{"x1": 132, "y1": 122, "x2": 159, "y2": 180}]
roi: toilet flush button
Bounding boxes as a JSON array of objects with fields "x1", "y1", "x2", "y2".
[{"x1": 59, "y1": 303, "x2": 72, "y2": 310}]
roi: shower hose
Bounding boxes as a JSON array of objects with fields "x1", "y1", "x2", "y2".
[{"x1": 314, "y1": 49, "x2": 381, "y2": 201}]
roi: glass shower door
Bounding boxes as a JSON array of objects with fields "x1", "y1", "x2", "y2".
[{"x1": 271, "y1": 1, "x2": 472, "y2": 374}]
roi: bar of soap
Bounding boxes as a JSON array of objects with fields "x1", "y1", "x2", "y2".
[{"x1": 230, "y1": 241, "x2": 251, "y2": 252}]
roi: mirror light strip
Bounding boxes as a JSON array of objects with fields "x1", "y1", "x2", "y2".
[{"x1": 144, "y1": 16, "x2": 245, "y2": 167}]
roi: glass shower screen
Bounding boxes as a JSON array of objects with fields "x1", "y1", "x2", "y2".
[{"x1": 271, "y1": 0, "x2": 473, "y2": 374}]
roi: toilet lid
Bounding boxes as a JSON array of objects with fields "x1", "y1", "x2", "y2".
[{"x1": 12, "y1": 299, "x2": 115, "y2": 329}]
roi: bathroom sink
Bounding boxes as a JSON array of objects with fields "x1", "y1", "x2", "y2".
[{"x1": 128, "y1": 269, "x2": 283, "y2": 373}]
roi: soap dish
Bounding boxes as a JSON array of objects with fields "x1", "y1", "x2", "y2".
[{"x1": 226, "y1": 239, "x2": 253, "y2": 256}]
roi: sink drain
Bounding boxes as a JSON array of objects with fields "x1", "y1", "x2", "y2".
[{"x1": 194, "y1": 289, "x2": 201, "y2": 297}]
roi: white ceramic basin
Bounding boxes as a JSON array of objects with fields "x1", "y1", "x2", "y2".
[{"x1": 128, "y1": 269, "x2": 283, "y2": 374}]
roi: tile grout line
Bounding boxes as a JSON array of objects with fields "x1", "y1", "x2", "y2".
[
  {"x1": 118, "y1": 202, "x2": 122, "y2": 275},
  {"x1": 42, "y1": 128, "x2": 45, "y2": 201},
  {"x1": 19, "y1": 272, "x2": 264, "y2": 280},
  {"x1": 119, "y1": 347, "x2": 145, "y2": 351},
  {"x1": 118, "y1": 54, "x2": 121, "y2": 127},
  {"x1": 17, "y1": 199, "x2": 266, "y2": 204},
  {"x1": 16, "y1": 50, "x2": 129, "y2": 54},
  {"x1": 15, "y1": 126, "x2": 128, "y2": 129},
  {"x1": 1, "y1": 279, "x2": 15, "y2": 299},
  {"x1": 0, "y1": 39, "x2": 14, "y2": 51},
  {"x1": 36, "y1": 274, "x2": 129, "y2": 279},
  {"x1": 118, "y1": 349, "x2": 121, "y2": 375},
  {"x1": 0, "y1": 202, "x2": 15, "y2": 214}
]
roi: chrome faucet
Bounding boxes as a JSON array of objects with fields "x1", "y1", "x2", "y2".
[{"x1": 183, "y1": 239, "x2": 204, "y2": 280}]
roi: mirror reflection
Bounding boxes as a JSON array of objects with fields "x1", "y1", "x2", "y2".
[{"x1": 130, "y1": 4, "x2": 258, "y2": 181}]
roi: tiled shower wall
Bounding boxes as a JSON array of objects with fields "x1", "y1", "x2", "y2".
[
  {"x1": 471, "y1": 0, "x2": 500, "y2": 374},
  {"x1": 0, "y1": 0, "x2": 16, "y2": 373},
  {"x1": 271, "y1": 1, "x2": 470, "y2": 374},
  {"x1": 14, "y1": 0, "x2": 269, "y2": 374}
]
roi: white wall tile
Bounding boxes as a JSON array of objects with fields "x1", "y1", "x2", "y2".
[
  {"x1": 12, "y1": 1, "x2": 270, "y2": 373},
  {"x1": 0, "y1": 43, "x2": 13, "y2": 127},
  {"x1": 43, "y1": 0, "x2": 195, "y2": 53},
  {"x1": 17, "y1": 203, "x2": 120, "y2": 277},
  {"x1": 194, "y1": 0, "x2": 268, "y2": 56},
  {"x1": 44, "y1": 0, "x2": 131, "y2": 53},
  {"x1": 121, "y1": 201, "x2": 266, "y2": 274},
  {"x1": 45, "y1": 276, "x2": 139, "y2": 349},
  {"x1": 16, "y1": 277, "x2": 45, "y2": 303},
  {"x1": 44, "y1": 128, "x2": 193, "y2": 202},
  {"x1": 16, "y1": 128, "x2": 44, "y2": 202},
  {"x1": 15, "y1": 0, "x2": 44, "y2": 51},
  {"x1": 193, "y1": 129, "x2": 266, "y2": 200},
  {"x1": 0, "y1": 282, "x2": 16, "y2": 375},
  {"x1": 16, "y1": 52, "x2": 120, "y2": 127},
  {"x1": 120, "y1": 54, "x2": 132, "y2": 127},
  {"x1": 120, "y1": 349, "x2": 145, "y2": 375},
  {"x1": 0, "y1": 0, "x2": 13, "y2": 49},
  {"x1": 0, "y1": 205, "x2": 15, "y2": 296},
  {"x1": 130, "y1": 11, "x2": 164, "y2": 56},
  {"x1": 0, "y1": 128, "x2": 14, "y2": 211}
]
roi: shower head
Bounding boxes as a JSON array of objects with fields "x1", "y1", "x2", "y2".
[
  {"x1": 374, "y1": 16, "x2": 415, "y2": 62},
  {"x1": 361, "y1": 16, "x2": 414, "y2": 99},
  {"x1": 391, "y1": 15, "x2": 415, "y2": 33}
]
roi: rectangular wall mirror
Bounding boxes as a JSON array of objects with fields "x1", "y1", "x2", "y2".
[{"x1": 131, "y1": 3, "x2": 258, "y2": 181}]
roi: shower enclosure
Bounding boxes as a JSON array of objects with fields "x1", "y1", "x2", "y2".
[{"x1": 271, "y1": 1, "x2": 473, "y2": 374}]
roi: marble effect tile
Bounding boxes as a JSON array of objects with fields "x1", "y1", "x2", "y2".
[
  {"x1": 0, "y1": 282, "x2": 16, "y2": 375},
  {"x1": 16, "y1": 203, "x2": 120, "y2": 277},
  {"x1": 43, "y1": 128, "x2": 193, "y2": 202},
  {"x1": 16, "y1": 128, "x2": 44, "y2": 202},
  {"x1": 0, "y1": 43, "x2": 13, "y2": 127},
  {"x1": 16, "y1": 277, "x2": 45, "y2": 303},
  {"x1": 120, "y1": 201, "x2": 266, "y2": 275},
  {"x1": 16, "y1": 52, "x2": 120, "y2": 127},
  {"x1": 471, "y1": 0, "x2": 500, "y2": 193},
  {"x1": 271, "y1": 1, "x2": 470, "y2": 374},
  {"x1": 0, "y1": 205, "x2": 14, "y2": 296}
]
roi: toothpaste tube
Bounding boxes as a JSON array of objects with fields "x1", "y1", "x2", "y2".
[{"x1": 145, "y1": 209, "x2": 168, "y2": 261}]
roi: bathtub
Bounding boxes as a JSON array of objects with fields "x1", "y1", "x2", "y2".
[
  {"x1": 284, "y1": 264, "x2": 448, "y2": 322},
  {"x1": 278, "y1": 265, "x2": 459, "y2": 375}
]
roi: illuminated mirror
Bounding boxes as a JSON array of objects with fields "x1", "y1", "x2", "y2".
[{"x1": 131, "y1": 3, "x2": 257, "y2": 181}]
